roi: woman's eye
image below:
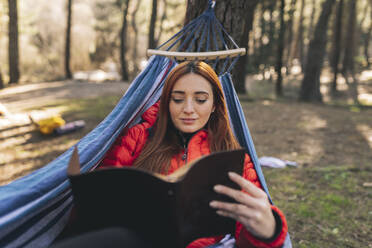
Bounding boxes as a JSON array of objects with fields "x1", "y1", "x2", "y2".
[
  {"x1": 172, "y1": 98, "x2": 184, "y2": 103},
  {"x1": 196, "y1": 99, "x2": 207, "y2": 104}
]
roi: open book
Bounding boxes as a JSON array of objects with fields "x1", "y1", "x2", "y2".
[{"x1": 67, "y1": 147, "x2": 245, "y2": 247}]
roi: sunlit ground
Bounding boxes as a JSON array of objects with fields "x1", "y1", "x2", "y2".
[
  {"x1": 356, "y1": 124, "x2": 372, "y2": 150},
  {"x1": 0, "y1": 80, "x2": 127, "y2": 185},
  {"x1": 321, "y1": 69, "x2": 372, "y2": 105},
  {"x1": 251, "y1": 67, "x2": 372, "y2": 106},
  {"x1": 0, "y1": 81, "x2": 68, "y2": 97},
  {"x1": 246, "y1": 67, "x2": 372, "y2": 167}
]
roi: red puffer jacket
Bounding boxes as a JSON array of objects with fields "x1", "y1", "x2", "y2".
[{"x1": 101, "y1": 102, "x2": 288, "y2": 248}]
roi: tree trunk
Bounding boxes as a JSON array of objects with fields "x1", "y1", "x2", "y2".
[
  {"x1": 364, "y1": 19, "x2": 371, "y2": 68},
  {"x1": 131, "y1": 0, "x2": 142, "y2": 75},
  {"x1": 302, "y1": 0, "x2": 317, "y2": 72},
  {"x1": 342, "y1": 0, "x2": 359, "y2": 105},
  {"x1": 65, "y1": 0, "x2": 73, "y2": 79},
  {"x1": 299, "y1": 0, "x2": 336, "y2": 102},
  {"x1": 0, "y1": 12, "x2": 4, "y2": 88},
  {"x1": 285, "y1": 0, "x2": 297, "y2": 75},
  {"x1": 0, "y1": 69, "x2": 4, "y2": 89},
  {"x1": 267, "y1": 0, "x2": 276, "y2": 79},
  {"x1": 293, "y1": 0, "x2": 305, "y2": 72},
  {"x1": 156, "y1": 0, "x2": 167, "y2": 44},
  {"x1": 148, "y1": 0, "x2": 158, "y2": 49},
  {"x1": 330, "y1": 0, "x2": 343, "y2": 95},
  {"x1": 356, "y1": 0, "x2": 368, "y2": 63},
  {"x1": 184, "y1": 1, "x2": 205, "y2": 27},
  {"x1": 185, "y1": 0, "x2": 259, "y2": 94},
  {"x1": 120, "y1": 0, "x2": 131, "y2": 81},
  {"x1": 8, "y1": 0, "x2": 20, "y2": 84},
  {"x1": 275, "y1": 0, "x2": 285, "y2": 97},
  {"x1": 308, "y1": 0, "x2": 317, "y2": 40},
  {"x1": 234, "y1": 2, "x2": 258, "y2": 94},
  {"x1": 251, "y1": 16, "x2": 258, "y2": 71},
  {"x1": 258, "y1": 2, "x2": 267, "y2": 78},
  {"x1": 363, "y1": 1, "x2": 372, "y2": 68}
]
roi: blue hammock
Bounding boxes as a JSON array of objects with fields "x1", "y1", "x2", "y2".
[{"x1": 0, "y1": 1, "x2": 291, "y2": 247}]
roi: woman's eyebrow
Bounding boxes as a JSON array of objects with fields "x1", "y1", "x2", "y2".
[
  {"x1": 195, "y1": 91, "x2": 209, "y2": 96},
  {"x1": 171, "y1": 91, "x2": 209, "y2": 95},
  {"x1": 171, "y1": 90, "x2": 185, "y2": 94}
]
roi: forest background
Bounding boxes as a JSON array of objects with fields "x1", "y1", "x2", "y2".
[{"x1": 0, "y1": 0, "x2": 372, "y2": 247}]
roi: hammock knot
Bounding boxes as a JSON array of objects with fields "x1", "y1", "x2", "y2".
[{"x1": 208, "y1": 0, "x2": 216, "y2": 10}]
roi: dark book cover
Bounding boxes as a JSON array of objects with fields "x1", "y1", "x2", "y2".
[{"x1": 67, "y1": 148, "x2": 245, "y2": 247}]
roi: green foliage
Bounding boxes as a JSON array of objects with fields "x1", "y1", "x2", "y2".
[
  {"x1": 297, "y1": 204, "x2": 316, "y2": 218},
  {"x1": 264, "y1": 163, "x2": 370, "y2": 247},
  {"x1": 58, "y1": 95, "x2": 122, "y2": 121}
]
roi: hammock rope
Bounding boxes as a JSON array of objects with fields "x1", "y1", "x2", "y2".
[{"x1": 147, "y1": 0, "x2": 245, "y2": 73}]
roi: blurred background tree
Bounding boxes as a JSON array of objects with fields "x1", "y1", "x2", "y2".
[
  {"x1": 8, "y1": 0, "x2": 20, "y2": 84},
  {"x1": 330, "y1": 0, "x2": 344, "y2": 95},
  {"x1": 275, "y1": 0, "x2": 285, "y2": 97},
  {"x1": 148, "y1": 0, "x2": 158, "y2": 49},
  {"x1": 0, "y1": 0, "x2": 370, "y2": 104},
  {"x1": 341, "y1": 0, "x2": 359, "y2": 104},
  {"x1": 0, "y1": 0, "x2": 4, "y2": 89},
  {"x1": 300, "y1": 0, "x2": 336, "y2": 102},
  {"x1": 0, "y1": 67, "x2": 3, "y2": 88},
  {"x1": 118, "y1": 0, "x2": 131, "y2": 81},
  {"x1": 65, "y1": 0, "x2": 73, "y2": 79}
]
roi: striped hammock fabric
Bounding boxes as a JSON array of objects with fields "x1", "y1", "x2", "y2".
[{"x1": 0, "y1": 56, "x2": 175, "y2": 248}]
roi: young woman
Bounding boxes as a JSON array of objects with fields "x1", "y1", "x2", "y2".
[{"x1": 101, "y1": 61, "x2": 288, "y2": 248}]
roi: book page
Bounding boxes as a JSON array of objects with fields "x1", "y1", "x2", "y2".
[{"x1": 153, "y1": 156, "x2": 203, "y2": 182}]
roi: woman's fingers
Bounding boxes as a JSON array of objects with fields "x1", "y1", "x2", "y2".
[
  {"x1": 227, "y1": 172, "x2": 266, "y2": 198},
  {"x1": 210, "y1": 199, "x2": 276, "y2": 239},
  {"x1": 211, "y1": 202, "x2": 260, "y2": 232},
  {"x1": 210, "y1": 200, "x2": 254, "y2": 220},
  {"x1": 210, "y1": 172, "x2": 276, "y2": 240},
  {"x1": 213, "y1": 184, "x2": 257, "y2": 208},
  {"x1": 216, "y1": 210, "x2": 238, "y2": 219}
]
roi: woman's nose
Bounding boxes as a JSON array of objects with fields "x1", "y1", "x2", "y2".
[{"x1": 183, "y1": 99, "x2": 194, "y2": 113}]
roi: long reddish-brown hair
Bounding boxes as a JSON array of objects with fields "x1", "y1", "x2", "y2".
[{"x1": 133, "y1": 61, "x2": 240, "y2": 173}]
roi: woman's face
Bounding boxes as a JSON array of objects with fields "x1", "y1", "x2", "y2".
[{"x1": 169, "y1": 73, "x2": 215, "y2": 133}]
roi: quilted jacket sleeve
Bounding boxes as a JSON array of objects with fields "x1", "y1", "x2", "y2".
[
  {"x1": 100, "y1": 102, "x2": 160, "y2": 168},
  {"x1": 234, "y1": 154, "x2": 288, "y2": 248}
]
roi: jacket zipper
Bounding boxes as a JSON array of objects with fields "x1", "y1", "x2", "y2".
[
  {"x1": 179, "y1": 129, "x2": 205, "y2": 165},
  {"x1": 181, "y1": 136, "x2": 188, "y2": 164}
]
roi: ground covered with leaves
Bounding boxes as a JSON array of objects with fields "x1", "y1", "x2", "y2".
[{"x1": 0, "y1": 79, "x2": 371, "y2": 247}]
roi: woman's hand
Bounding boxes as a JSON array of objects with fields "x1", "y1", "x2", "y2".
[{"x1": 209, "y1": 172, "x2": 276, "y2": 239}]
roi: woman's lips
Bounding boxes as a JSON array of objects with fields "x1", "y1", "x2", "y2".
[{"x1": 181, "y1": 118, "x2": 196, "y2": 124}]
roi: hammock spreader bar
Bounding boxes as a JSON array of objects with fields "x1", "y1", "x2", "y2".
[
  {"x1": 147, "y1": 48, "x2": 245, "y2": 61},
  {"x1": 148, "y1": 0, "x2": 244, "y2": 75}
]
